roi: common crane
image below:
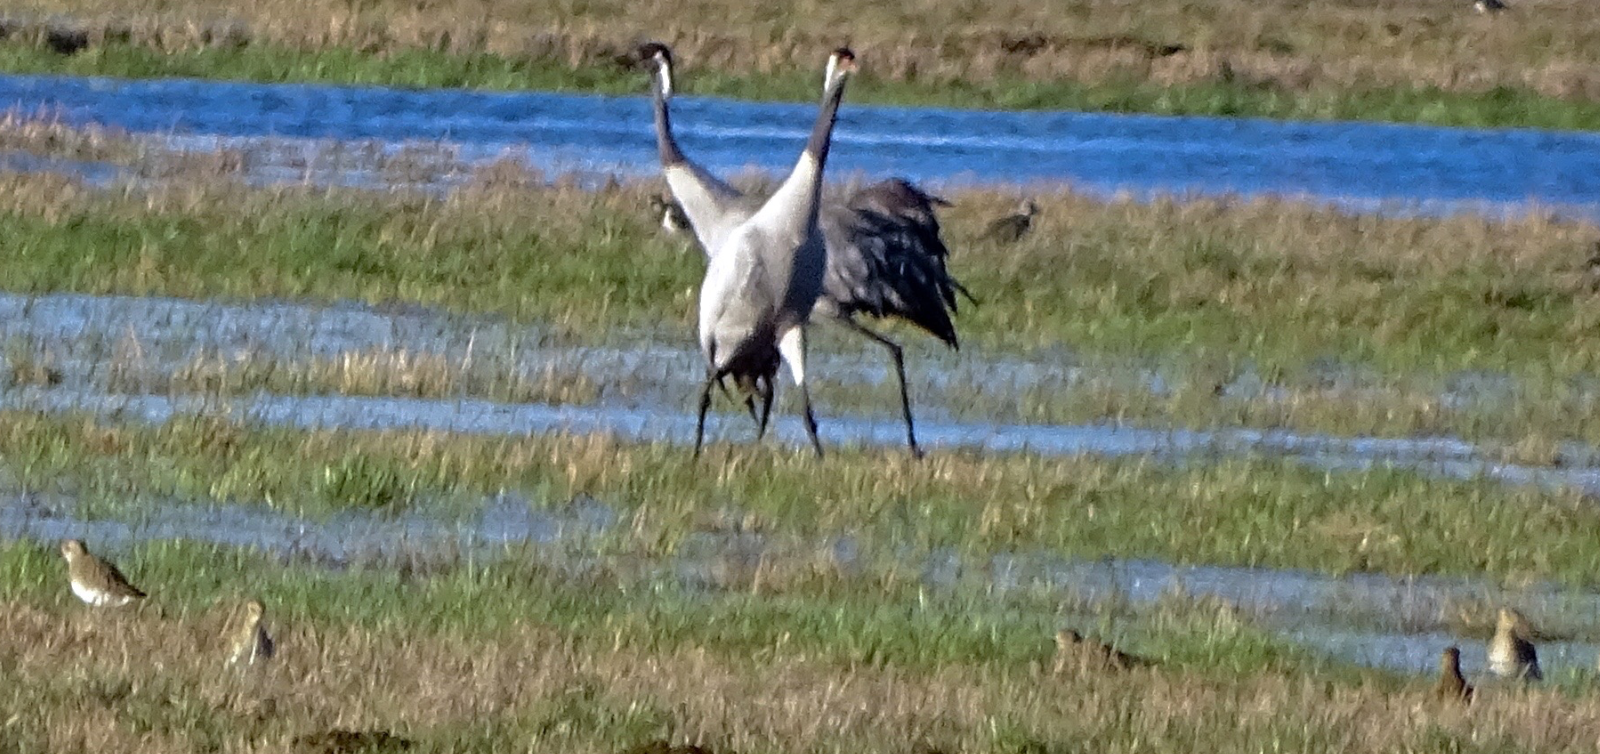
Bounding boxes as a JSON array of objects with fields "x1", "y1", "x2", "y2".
[
  {"x1": 639, "y1": 42, "x2": 967, "y2": 458},
  {"x1": 691, "y1": 48, "x2": 855, "y2": 457}
]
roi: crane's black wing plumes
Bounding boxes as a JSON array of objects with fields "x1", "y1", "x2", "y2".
[{"x1": 820, "y1": 178, "x2": 971, "y2": 350}]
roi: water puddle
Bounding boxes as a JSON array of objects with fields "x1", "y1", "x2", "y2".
[
  {"x1": 4, "y1": 486, "x2": 1598, "y2": 677},
  {"x1": 0, "y1": 73, "x2": 1596, "y2": 220},
  {"x1": 5, "y1": 291, "x2": 1600, "y2": 495}
]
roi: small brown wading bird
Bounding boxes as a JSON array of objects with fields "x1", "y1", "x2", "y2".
[
  {"x1": 1474, "y1": 0, "x2": 1507, "y2": 14},
  {"x1": 1488, "y1": 607, "x2": 1542, "y2": 682},
  {"x1": 1434, "y1": 646, "x2": 1474, "y2": 704},
  {"x1": 648, "y1": 193, "x2": 691, "y2": 235},
  {"x1": 1054, "y1": 628, "x2": 1147, "y2": 673},
  {"x1": 981, "y1": 199, "x2": 1039, "y2": 244},
  {"x1": 60, "y1": 539, "x2": 146, "y2": 607},
  {"x1": 227, "y1": 598, "x2": 276, "y2": 668}
]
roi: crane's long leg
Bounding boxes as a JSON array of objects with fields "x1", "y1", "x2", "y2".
[
  {"x1": 798, "y1": 381, "x2": 823, "y2": 458},
  {"x1": 777, "y1": 326, "x2": 823, "y2": 458},
  {"x1": 754, "y1": 375, "x2": 775, "y2": 440},
  {"x1": 694, "y1": 370, "x2": 721, "y2": 459},
  {"x1": 839, "y1": 318, "x2": 923, "y2": 459}
]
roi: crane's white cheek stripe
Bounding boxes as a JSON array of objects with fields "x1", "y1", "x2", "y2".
[{"x1": 660, "y1": 65, "x2": 673, "y2": 98}]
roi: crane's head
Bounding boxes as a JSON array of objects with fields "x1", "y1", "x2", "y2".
[
  {"x1": 823, "y1": 47, "x2": 856, "y2": 93},
  {"x1": 636, "y1": 41, "x2": 675, "y2": 98}
]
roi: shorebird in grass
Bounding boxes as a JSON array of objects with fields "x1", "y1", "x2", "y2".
[
  {"x1": 227, "y1": 598, "x2": 276, "y2": 668},
  {"x1": 60, "y1": 539, "x2": 146, "y2": 607},
  {"x1": 1474, "y1": 0, "x2": 1507, "y2": 14},
  {"x1": 981, "y1": 199, "x2": 1039, "y2": 245},
  {"x1": 648, "y1": 193, "x2": 691, "y2": 236},
  {"x1": 1434, "y1": 646, "x2": 1474, "y2": 704},
  {"x1": 1054, "y1": 628, "x2": 1149, "y2": 673},
  {"x1": 1488, "y1": 607, "x2": 1541, "y2": 682}
]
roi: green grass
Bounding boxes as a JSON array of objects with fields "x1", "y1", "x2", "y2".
[
  {"x1": 1, "y1": 175, "x2": 1597, "y2": 379},
  {"x1": 6, "y1": 411, "x2": 1600, "y2": 586},
  {"x1": 1, "y1": 537, "x2": 1477, "y2": 754},
  {"x1": 4, "y1": 39, "x2": 1600, "y2": 131}
]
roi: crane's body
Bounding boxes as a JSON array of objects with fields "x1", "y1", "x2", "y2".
[
  {"x1": 639, "y1": 43, "x2": 964, "y2": 457},
  {"x1": 686, "y1": 48, "x2": 854, "y2": 457}
]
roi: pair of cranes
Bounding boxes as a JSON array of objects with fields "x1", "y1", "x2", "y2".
[{"x1": 638, "y1": 42, "x2": 969, "y2": 460}]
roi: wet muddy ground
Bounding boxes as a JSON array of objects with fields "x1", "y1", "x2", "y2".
[{"x1": 5, "y1": 290, "x2": 1600, "y2": 678}]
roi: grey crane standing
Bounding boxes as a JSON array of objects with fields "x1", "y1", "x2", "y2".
[
  {"x1": 690, "y1": 48, "x2": 856, "y2": 457},
  {"x1": 639, "y1": 42, "x2": 967, "y2": 458}
]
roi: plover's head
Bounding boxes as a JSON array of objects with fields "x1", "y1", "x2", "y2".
[
  {"x1": 1055, "y1": 629, "x2": 1083, "y2": 650},
  {"x1": 60, "y1": 539, "x2": 88, "y2": 560}
]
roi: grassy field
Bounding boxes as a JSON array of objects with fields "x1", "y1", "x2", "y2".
[
  {"x1": 2, "y1": 135, "x2": 1600, "y2": 451},
  {"x1": 3, "y1": 1, "x2": 1600, "y2": 128},
  {"x1": 2, "y1": 535, "x2": 1599, "y2": 753},
  {"x1": 6, "y1": 411, "x2": 1600, "y2": 586},
  {"x1": 5, "y1": 4, "x2": 1600, "y2": 750}
]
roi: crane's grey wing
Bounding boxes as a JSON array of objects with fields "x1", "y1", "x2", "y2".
[{"x1": 818, "y1": 179, "x2": 968, "y2": 349}]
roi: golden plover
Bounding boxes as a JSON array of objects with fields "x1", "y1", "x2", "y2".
[
  {"x1": 1054, "y1": 628, "x2": 1148, "y2": 673},
  {"x1": 648, "y1": 193, "x2": 691, "y2": 236},
  {"x1": 1488, "y1": 607, "x2": 1541, "y2": 682},
  {"x1": 59, "y1": 539, "x2": 146, "y2": 607},
  {"x1": 981, "y1": 199, "x2": 1039, "y2": 244},
  {"x1": 1434, "y1": 646, "x2": 1474, "y2": 703},
  {"x1": 227, "y1": 598, "x2": 276, "y2": 668}
]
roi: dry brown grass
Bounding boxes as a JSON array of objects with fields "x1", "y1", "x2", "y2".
[
  {"x1": 96, "y1": 345, "x2": 604, "y2": 406},
  {"x1": 7, "y1": 0, "x2": 1600, "y2": 99},
  {"x1": 5, "y1": 599, "x2": 1600, "y2": 753}
]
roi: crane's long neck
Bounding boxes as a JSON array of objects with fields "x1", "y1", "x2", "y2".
[
  {"x1": 803, "y1": 77, "x2": 849, "y2": 181},
  {"x1": 651, "y1": 65, "x2": 749, "y2": 257},
  {"x1": 652, "y1": 70, "x2": 688, "y2": 168},
  {"x1": 760, "y1": 75, "x2": 849, "y2": 238}
]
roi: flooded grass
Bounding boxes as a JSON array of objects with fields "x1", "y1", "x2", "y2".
[
  {"x1": 2, "y1": 169, "x2": 1600, "y2": 449},
  {"x1": 5, "y1": 411, "x2": 1600, "y2": 586},
  {"x1": 106, "y1": 346, "x2": 604, "y2": 407},
  {"x1": 1, "y1": 153, "x2": 1600, "y2": 449},
  {"x1": 4, "y1": 2, "x2": 1600, "y2": 130},
  {"x1": 2, "y1": 538, "x2": 1599, "y2": 753},
  {"x1": 0, "y1": 169, "x2": 1597, "y2": 377}
]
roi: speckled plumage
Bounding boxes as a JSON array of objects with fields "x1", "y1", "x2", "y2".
[
  {"x1": 981, "y1": 199, "x2": 1039, "y2": 244},
  {"x1": 227, "y1": 598, "x2": 276, "y2": 668},
  {"x1": 1488, "y1": 608, "x2": 1541, "y2": 682},
  {"x1": 1053, "y1": 629, "x2": 1149, "y2": 674},
  {"x1": 1434, "y1": 646, "x2": 1474, "y2": 703},
  {"x1": 60, "y1": 539, "x2": 146, "y2": 607}
]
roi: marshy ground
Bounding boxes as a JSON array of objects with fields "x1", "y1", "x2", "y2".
[{"x1": 1, "y1": 22, "x2": 1600, "y2": 751}]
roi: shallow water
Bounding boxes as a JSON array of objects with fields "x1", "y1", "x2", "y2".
[
  {"x1": 0, "y1": 73, "x2": 1597, "y2": 219},
  {"x1": 5, "y1": 486, "x2": 1598, "y2": 677},
  {"x1": 5, "y1": 290, "x2": 1600, "y2": 495}
]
